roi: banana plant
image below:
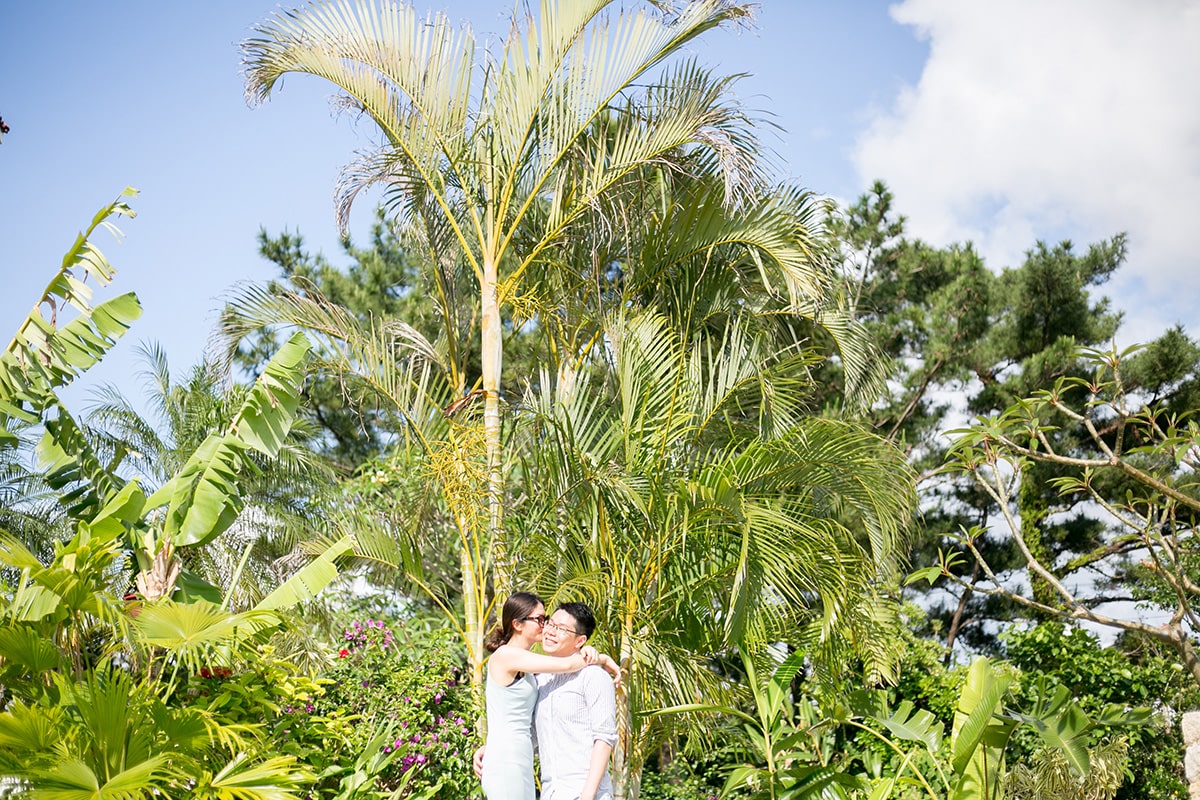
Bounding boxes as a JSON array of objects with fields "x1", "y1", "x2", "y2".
[
  {"x1": 1, "y1": 188, "x2": 142, "y2": 433},
  {"x1": 0, "y1": 196, "x2": 352, "y2": 797},
  {"x1": 0, "y1": 492, "x2": 317, "y2": 798},
  {"x1": 134, "y1": 329, "x2": 314, "y2": 601},
  {"x1": 3, "y1": 191, "x2": 344, "y2": 608},
  {"x1": 2, "y1": 188, "x2": 142, "y2": 539}
]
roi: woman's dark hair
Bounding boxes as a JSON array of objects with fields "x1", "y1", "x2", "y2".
[{"x1": 484, "y1": 592, "x2": 544, "y2": 653}]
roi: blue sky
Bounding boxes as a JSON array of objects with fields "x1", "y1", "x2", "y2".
[{"x1": 2, "y1": 1, "x2": 1196, "y2": 404}]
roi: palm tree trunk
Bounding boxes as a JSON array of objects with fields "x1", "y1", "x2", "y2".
[
  {"x1": 614, "y1": 681, "x2": 639, "y2": 800},
  {"x1": 613, "y1": 612, "x2": 637, "y2": 800},
  {"x1": 461, "y1": 544, "x2": 487, "y2": 733},
  {"x1": 481, "y1": 257, "x2": 511, "y2": 597}
]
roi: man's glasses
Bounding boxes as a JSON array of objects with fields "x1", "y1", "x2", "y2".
[
  {"x1": 520, "y1": 615, "x2": 547, "y2": 626},
  {"x1": 543, "y1": 619, "x2": 579, "y2": 636}
]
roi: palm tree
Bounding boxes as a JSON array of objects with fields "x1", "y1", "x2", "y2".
[
  {"x1": 215, "y1": 169, "x2": 870, "y2": 693},
  {"x1": 516, "y1": 311, "x2": 916, "y2": 799},
  {"x1": 241, "y1": 0, "x2": 772, "y2": 596},
  {"x1": 217, "y1": 283, "x2": 495, "y2": 680}
]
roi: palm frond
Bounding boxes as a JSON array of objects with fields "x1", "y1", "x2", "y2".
[
  {"x1": 243, "y1": 0, "x2": 478, "y2": 247},
  {"x1": 197, "y1": 752, "x2": 313, "y2": 800},
  {"x1": 217, "y1": 283, "x2": 452, "y2": 455},
  {"x1": 27, "y1": 755, "x2": 173, "y2": 800}
]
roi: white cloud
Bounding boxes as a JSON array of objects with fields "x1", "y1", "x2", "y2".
[{"x1": 853, "y1": 0, "x2": 1200, "y2": 344}]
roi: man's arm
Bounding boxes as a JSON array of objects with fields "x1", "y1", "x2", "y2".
[
  {"x1": 581, "y1": 667, "x2": 618, "y2": 800},
  {"x1": 579, "y1": 740, "x2": 613, "y2": 800}
]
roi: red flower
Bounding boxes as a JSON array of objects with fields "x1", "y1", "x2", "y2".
[
  {"x1": 198, "y1": 665, "x2": 232, "y2": 680},
  {"x1": 338, "y1": 648, "x2": 350, "y2": 658}
]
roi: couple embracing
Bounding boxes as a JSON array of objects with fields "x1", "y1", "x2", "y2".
[{"x1": 475, "y1": 592, "x2": 622, "y2": 800}]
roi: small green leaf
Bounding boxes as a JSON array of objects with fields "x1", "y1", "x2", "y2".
[{"x1": 905, "y1": 565, "x2": 942, "y2": 586}]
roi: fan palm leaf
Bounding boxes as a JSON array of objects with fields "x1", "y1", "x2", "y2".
[{"x1": 132, "y1": 600, "x2": 279, "y2": 672}]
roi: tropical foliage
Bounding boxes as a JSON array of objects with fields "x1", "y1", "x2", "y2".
[{"x1": 4, "y1": 1, "x2": 1196, "y2": 798}]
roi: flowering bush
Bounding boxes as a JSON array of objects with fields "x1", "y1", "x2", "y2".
[
  {"x1": 180, "y1": 620, "x2": 480, "y2": 800},
  {"x1": 319, "y1": 618, "x2": 480, "y2": 799}
]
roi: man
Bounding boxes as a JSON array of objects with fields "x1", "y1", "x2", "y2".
[{"x1": 475, "y1": 602, "x2": 619, "y2": 800}]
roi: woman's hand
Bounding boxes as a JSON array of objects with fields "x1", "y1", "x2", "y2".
[
  {"x1": 600, "y1": 654, "x2": 622, "y2": 688},
  {"x1": 579, "y1": 647, "x2": 622, "y2": 686}
]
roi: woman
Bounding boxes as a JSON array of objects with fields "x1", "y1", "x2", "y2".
[{"x1": 479, "y1": 592, "x2": 618, "y2": 800}]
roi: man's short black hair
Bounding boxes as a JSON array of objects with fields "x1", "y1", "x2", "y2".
[{"x1": 556, "y1": 601, "x2": 596, "y2": 639}]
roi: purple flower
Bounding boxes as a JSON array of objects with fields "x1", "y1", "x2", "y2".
[{"x1": 415, "y1": 754, "x2": 427, "y2": 764}]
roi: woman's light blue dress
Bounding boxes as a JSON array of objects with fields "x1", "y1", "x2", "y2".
[{"x1": 481, "y1": 668, "x2": 538, "y2": 800}]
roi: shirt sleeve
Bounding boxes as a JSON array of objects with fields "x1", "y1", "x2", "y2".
[{"x1": 583, "y1": 666, "x2": 617, "y2": 748}]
